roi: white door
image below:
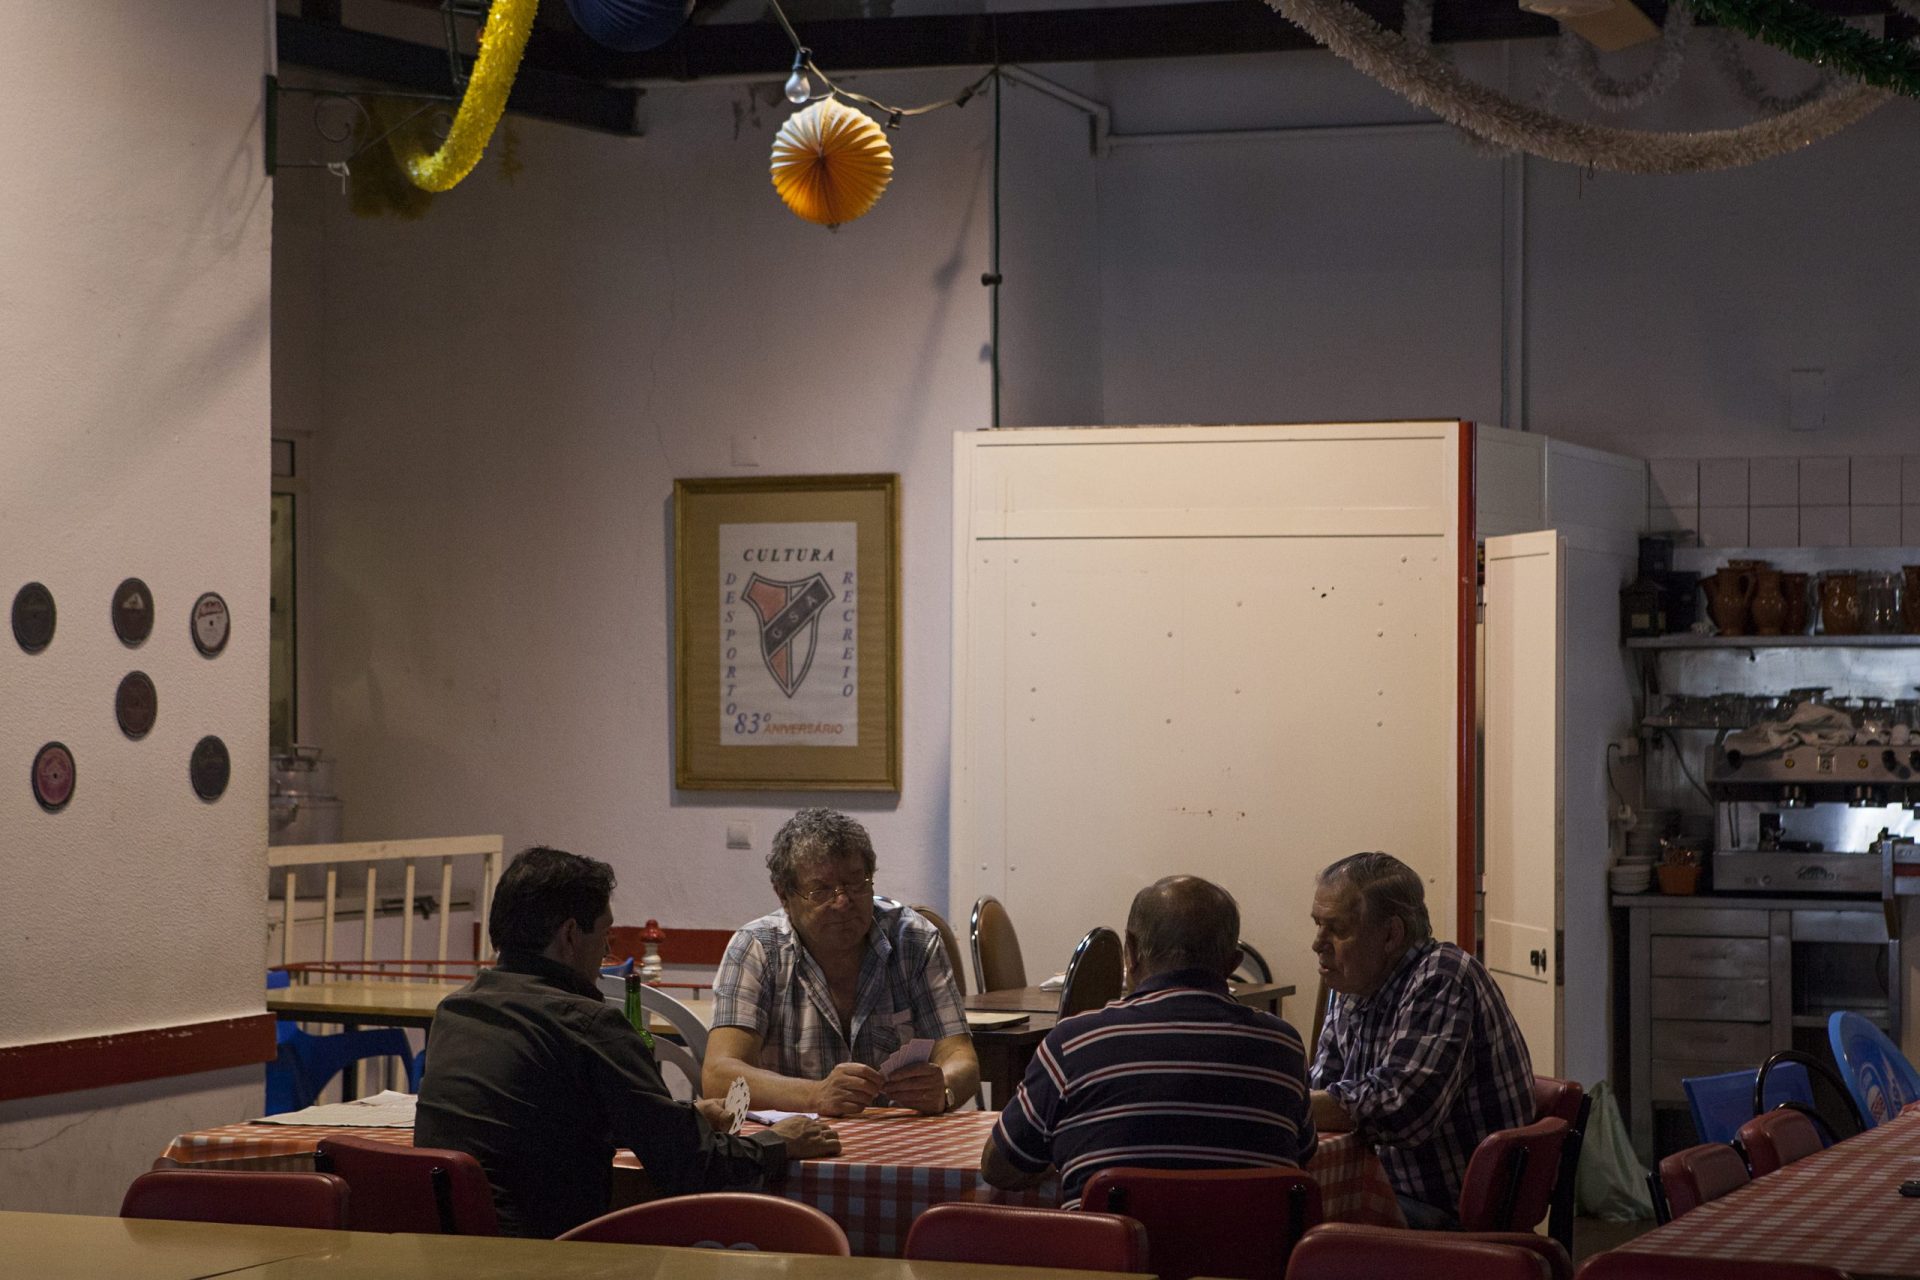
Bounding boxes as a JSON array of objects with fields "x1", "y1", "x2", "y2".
[{"x1": 1482, "y1": 531, "x2": 1564, "y2": 1075}]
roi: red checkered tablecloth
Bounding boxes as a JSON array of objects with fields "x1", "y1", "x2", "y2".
[
  {"x1": 1614, "y1": 1106, "x2": 1920, "y2": 1276},
  {"x1": 162, "y1": 1110, "x2": 1402, "y2": 1254}
]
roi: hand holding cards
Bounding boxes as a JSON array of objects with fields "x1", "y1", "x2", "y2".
[
  {"x1": 878, "y1": 1038, "x2": 948, "y2": 1114},
  {"x1": 723, "y1": 1076, "x2": 752, "y2": 1135}
]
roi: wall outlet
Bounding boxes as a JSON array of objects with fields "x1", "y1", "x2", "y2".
[{"x1": 726, "y1": 821, "x2": 753, "y2": 849}]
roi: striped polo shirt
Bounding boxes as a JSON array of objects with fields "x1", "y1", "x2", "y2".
[{"x1": 992, "y1": 968, "x2": 1315, "y2": 1208}]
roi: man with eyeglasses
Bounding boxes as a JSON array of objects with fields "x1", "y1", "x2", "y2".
[{"x1": 704, "y1": 808, "x2": 978, "y2": 1117}]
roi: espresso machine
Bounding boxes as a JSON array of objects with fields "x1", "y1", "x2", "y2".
[{"x1": 1708, "y1": 698, "x2": 1920, "y2": 898}]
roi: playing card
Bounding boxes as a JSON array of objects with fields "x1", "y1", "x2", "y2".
[
  {"x1": 878, "y1": 1037, "x2": 935, "y2": 1079},
  {"x1": 723, "y1": 1076, "x2": 751, "y2": 1135}
]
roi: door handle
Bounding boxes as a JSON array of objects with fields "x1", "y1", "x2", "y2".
[{"x1": 1529, "y1": 948, "x2": 1547, "y2": 973}]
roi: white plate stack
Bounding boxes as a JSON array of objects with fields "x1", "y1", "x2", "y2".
[{"x1": 1610, "y1": 859, "x2": 1655, "y2": 894}]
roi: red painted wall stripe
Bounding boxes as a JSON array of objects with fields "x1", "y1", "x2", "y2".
[
  {"x1": 609, "y1": 925, "x2": 735, "y2": 968},
  {"x1": 0, "y1": 1014, "x2": 278, "y2": 1103}
]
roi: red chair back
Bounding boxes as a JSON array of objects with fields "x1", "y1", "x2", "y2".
[
  {"x1": 1575, "y1": 1253, "x2": 1849, "y2": 1280},
  {"x1": 1736, "y1": 1108, "x2": 1825, "y2": 1176},
  {"x1": 557, "y1": 1192, "x2": 850, "y2": 1254},
  {"x1": 314, "y1": 1133, "x2": 499, "y2": 1235},
  {"x1": 1287, "y1": 1224, "x2": 1551, "y2": 1280},
  {"x1": 1297, "y1": 1226, "x2": 1570, "y2": 1280},
  {"x1": 907, "y1": 1202, "x2": 1148, "y2": 1272},
  {"x1": 1654, "y1": 1142, "x2": 1749, "y2": 1218},
  {"x1": 120, "y1": 1169, "x2": 350, "y2": 1230},
  {"x1": 1529, "y1": 1076, "x2": 1588, "y2": 1256},
  {"x1": 1531, "y1": 1076, "x2": 1584, "y2": 1125},
  {"x1": 1457, "y1": 1116, "x2": 1570, "y2": 1231},
  {"x1": 1080, "y1": 1166, "x2": 1321, "y2": 1280}
]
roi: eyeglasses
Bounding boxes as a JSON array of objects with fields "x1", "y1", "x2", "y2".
[{"x1": 795, "y1": 877, "x2": 875, "y2": 905}]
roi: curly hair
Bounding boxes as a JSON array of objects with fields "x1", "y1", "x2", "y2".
[{"x1": 766, "y1": 808, "x2": 877, "y2": 898}]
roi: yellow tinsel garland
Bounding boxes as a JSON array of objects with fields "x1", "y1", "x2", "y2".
[{"x1": 401, "y1": 0, "x2": 539, "y2": 193}]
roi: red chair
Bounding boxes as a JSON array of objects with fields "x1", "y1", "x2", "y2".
[
  {"x1": 1576, "y1": 1253, "x2": 1850, "y2": 1280},
  {"x1": 1654, "y1": 1141, "x2": 1749, "y2": 1219},
  {"x1": 1080, "y1": 1167, "x2": 1321, "y2": 1280},
  {"x1": 1531, "y1": 1076, "x2": 1590, "y2": 1255},
  {"x1": 1298, "y1": 1225, "x2": 1571, "y2": 1280},
  {"x1": 314, "y1": 1133, "x2": 499, "y2": 1235},
  {"x1": 1457, "y1": 1116, "x2": 1570, "y2": 1232},
  {"x1": 557, "y1": 1192, "x2": 850, "y2": 1254},
  {"x1": 907, "y1": 1202, "x2": 1148, "y2": 1271},
  {"x1": 1736, "y1": 1107, "x2": 1825, "y2": 1176},
  {"x1": 120, "y1": 1169, "x2": 350, "y2": 1230},
  {"x1": 1286, "y1": 1225, "x2": 1552, "y2": 1280}
]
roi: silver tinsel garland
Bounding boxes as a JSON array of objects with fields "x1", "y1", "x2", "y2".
[
  {"x1": 1705, "y1": 27, "x2": 1834, "y2": 113},
  {"x1": 1542, "y1": 2, "x2": 1694, "y2": 113},
  {"x1": 1270, "y1": 0, "x2": 1887, "y2": 174}
]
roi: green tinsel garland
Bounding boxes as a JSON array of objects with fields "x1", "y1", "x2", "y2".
[{"x1": 1685, "y1": 0, "x2": 1920, "y2": 98}]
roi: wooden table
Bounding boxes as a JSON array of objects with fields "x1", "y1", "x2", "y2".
[
  {"x1": 268, "y1": 982, "x2": 714, "y2": 1039},
  {"x1": 0, "y1": 1210, "x2": 345, "y2": 1280},
  {"x1": 1609, "y1": 1106, "x2": 1920, "y2": 1278},
  {"x1": 964, "y1": 980, "x2": 1293, "y2": 1016},
  {"x1": 0, "y1": 1211, "x2": 1141, "y2": 1280}
]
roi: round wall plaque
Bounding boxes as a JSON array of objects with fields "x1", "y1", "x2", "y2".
[
  {"x1": 32, "y1": 741, "x2": 75, "y2": 812},
  {"x1": 112, "y1": 577, "x2": 155, "y2": 646},
  {"x1": 191, "y1": 591, "x2": 230, "y2": 657},
  {"x1": 116, "y1": 671, "x2": 158, "y2": 739},
  {"x1": 12, "y1": 582, "x2": 56, "y2": 653},
  {"x1": 190, "y1": 735, "x2": 230, "y2": 801}
]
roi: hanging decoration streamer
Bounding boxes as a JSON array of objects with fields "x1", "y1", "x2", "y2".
[
  {"x1": 1704, "y1": 28, "x2": 1833, "y2": 113},
  {"x1": 1542, "y1": 1, "x2": 1694, "y2": 112},
  {"x1": 401, "y1": 0, "x2": 539, "y2": 192},
  {"x1": 770, "y1": 98, "x2": 895, "y2": 227},
  {"x1": 1267, "y1": 0, "x2": 1886, "y2": 174},
  {"x1": 1683, "y1": 0, "x2": 1920, "y2": 98}
]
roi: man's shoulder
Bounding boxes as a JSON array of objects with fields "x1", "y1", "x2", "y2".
[{"x1": 725, "y1": 911, "x2": 792, "y2": 956}]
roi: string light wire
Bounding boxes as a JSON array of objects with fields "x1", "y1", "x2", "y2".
[{"x1": 764, "y1": 0, "x2": 995, "y2": 122}]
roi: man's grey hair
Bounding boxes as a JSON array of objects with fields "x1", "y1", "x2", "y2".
[
  {"x1": 1125, "y1": 875, "x2": 1241, "y2": 976},
  {"x1": 767, "y1": 807, "x2": 877, "y2": 898},
  {"x1": 1318, "y1": 851, "x2": 1433, "y2": 947}
]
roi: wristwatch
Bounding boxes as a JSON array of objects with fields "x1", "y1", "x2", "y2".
[{"x1": 942, "y1": 1083, "x2": 957, "y2": 1113}]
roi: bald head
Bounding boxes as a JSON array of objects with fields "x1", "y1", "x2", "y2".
[{"x1": 1125, "y1": 875, "x2": 1242, "y2": 980}]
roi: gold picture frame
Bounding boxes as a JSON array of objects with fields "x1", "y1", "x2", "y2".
[{"x1": 673, "y1": 474, "x2": 901, "y2": 791}]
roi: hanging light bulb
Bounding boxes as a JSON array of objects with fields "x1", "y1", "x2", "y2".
[{"x1": 784, "y1": 50, "x2": 813, "y2": 105}]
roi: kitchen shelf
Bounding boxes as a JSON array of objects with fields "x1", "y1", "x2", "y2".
[
  {"x1": 1627, "y1": 635, "x2": 1920, "y2": 650},
  {"x1": 1793, "y1": 1012, "x2": 1890, "y2": 1030}
]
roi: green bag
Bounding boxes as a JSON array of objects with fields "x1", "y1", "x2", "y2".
[{"x1": 1574, "y1": 1080, "x2": 1654, "y2": 1221}]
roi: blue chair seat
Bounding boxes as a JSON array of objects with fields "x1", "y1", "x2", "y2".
[
  {"x1": 1682, "y1": 1063, "x2": 1814, "y2": 1146},
  {"x1": 267, "y1": 1027, "x2": 419, "y2": 1114}
]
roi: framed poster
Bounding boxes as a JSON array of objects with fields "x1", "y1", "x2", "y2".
[{"x1": 674, "y1": 474, "x2": 901, "y2": 791}]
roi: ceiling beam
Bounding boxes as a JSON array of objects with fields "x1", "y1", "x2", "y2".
[{"x1": 276, "y1": 14, "x2": 641, "y2": 134}]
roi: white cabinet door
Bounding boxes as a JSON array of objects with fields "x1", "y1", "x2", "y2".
[{"x1": 1483, "y1": 530, "x2": 1564, "y2": 1075}]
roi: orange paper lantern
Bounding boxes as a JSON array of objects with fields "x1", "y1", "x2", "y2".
[{"x1": 769, "y1": 99, "x2": 894, "y2": 228}]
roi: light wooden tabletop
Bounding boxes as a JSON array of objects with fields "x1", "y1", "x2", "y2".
[
  {"x1": 267, "y1": 981, "x2": 718, "y2": 1037},
  {"x1": 0, "y1": 1210, "x2": 345, "y2": 1280}
]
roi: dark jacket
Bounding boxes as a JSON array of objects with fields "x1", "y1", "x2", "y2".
[{"x1": 414, "y1": 950, "x2": 786, "y2": 1238}]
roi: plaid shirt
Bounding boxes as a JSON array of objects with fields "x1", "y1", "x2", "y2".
[
  {"x1": 712, "y1": 899, "x2": 970, "y2": 1081},
  {"x1": 1310, "y1": 940, "x2": 1534, "y2": 1213}
]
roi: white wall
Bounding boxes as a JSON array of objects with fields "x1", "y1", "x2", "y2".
[
  {"x1": 0, "y1": 0, "x2": 271, "y2": 1211},
  {"x1": 288, "y1": 72, "x2": 995, "y2": 928}
]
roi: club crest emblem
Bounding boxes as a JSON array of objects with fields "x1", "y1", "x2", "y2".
[{"x1": 742, "y1": 573, "x2": 835, "y2": 697}]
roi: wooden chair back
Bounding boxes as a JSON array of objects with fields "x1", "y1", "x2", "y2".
[
  {"x1": 911, "y1": 904, "x2": 968, "y2": 996},
  {"x1": 971, "y1": 895, "x2": 1028, "y2": 992},
  {"x1": 1059, "y1": 926, "x2": 1124, "y2": 1017}
]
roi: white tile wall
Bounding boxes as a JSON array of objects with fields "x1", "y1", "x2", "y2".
[
  {"x1": 1853, "y1": 456, "x2": 1904, "y2": 507},
  {"x1": 1852, "y1": 506, "x2": 1902, "y2": 547},
  {"x1": 1800, "y1": 457, "x2": 1850, "y2": 506},
  {"x1": 1650, "y1": 456, "x2": 1920, "y2": 549}
]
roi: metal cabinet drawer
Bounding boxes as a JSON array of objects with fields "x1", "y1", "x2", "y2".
[
  {"x1": 1650, "y1": 977, "x2": 1771, "y2": 1021},
  {"x1": 1650, "y1": 937, "x2": 1770, "y2": 979},
  {"x1": 1650, "y1": 1019, "x2": 1774, "y2": 1062},
  {"x1": 1648, "y1": 907, "x2": 1769, "y2": 938},
  {"x1": 1792, "y1": 910, "x2": 1889, "y2": 945}
]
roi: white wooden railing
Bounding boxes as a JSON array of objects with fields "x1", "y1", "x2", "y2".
[{"x1": 269, "y1": 835, "x2": 503, "y2": 969}]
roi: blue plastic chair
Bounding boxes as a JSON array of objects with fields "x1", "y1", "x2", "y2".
[
  {"x1": 267, "y1": 1027, "x2": 420, "y2": 1114},
  {"x1": 1682, "y1": 1063, "x2": 1814, "y2": 1145},
  {"x1": 1829, "y1": 1010, "x2": 1920, "y2": 1127},
  {"x1": 601, "y1": 957, "x2": 635, "y2": 979}
]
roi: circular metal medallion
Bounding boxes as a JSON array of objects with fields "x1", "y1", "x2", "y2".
[
  {"x1": 190, "y1": 591, "x2": 230, "y2": 657},
  {"x1": 190, "y1": 734, "x2": 230, "y2": 802},
  {"x1": 116, "y1": 671, "x2": 158, "y2": 739},
  {"x1": 32, "y1": 741, "x2": 75, "y2": 812},
  {"x1": 12, "y1": 582, "x2": 56, "y2": 653},
  {"x1": 112, "y1": 577, "x2": 155, "y2": 646}
]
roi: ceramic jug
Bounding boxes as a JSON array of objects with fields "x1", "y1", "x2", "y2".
[
  {"x1": 1905, "y1": 565, "x2": 1920, "y2": 634},
  {"x1": 1750, "y1": 569, "x2": 1786, "y2": 635},
  {"x1": 1703, "y1": 565, "x2": 1755, "y2": 636},
  {"x1": 1780, "y1": 572, "x2": 1811, "y2": 635},
  {"x1": 1819, "y1": 571, "x2": 1862, "y2": 636}
]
